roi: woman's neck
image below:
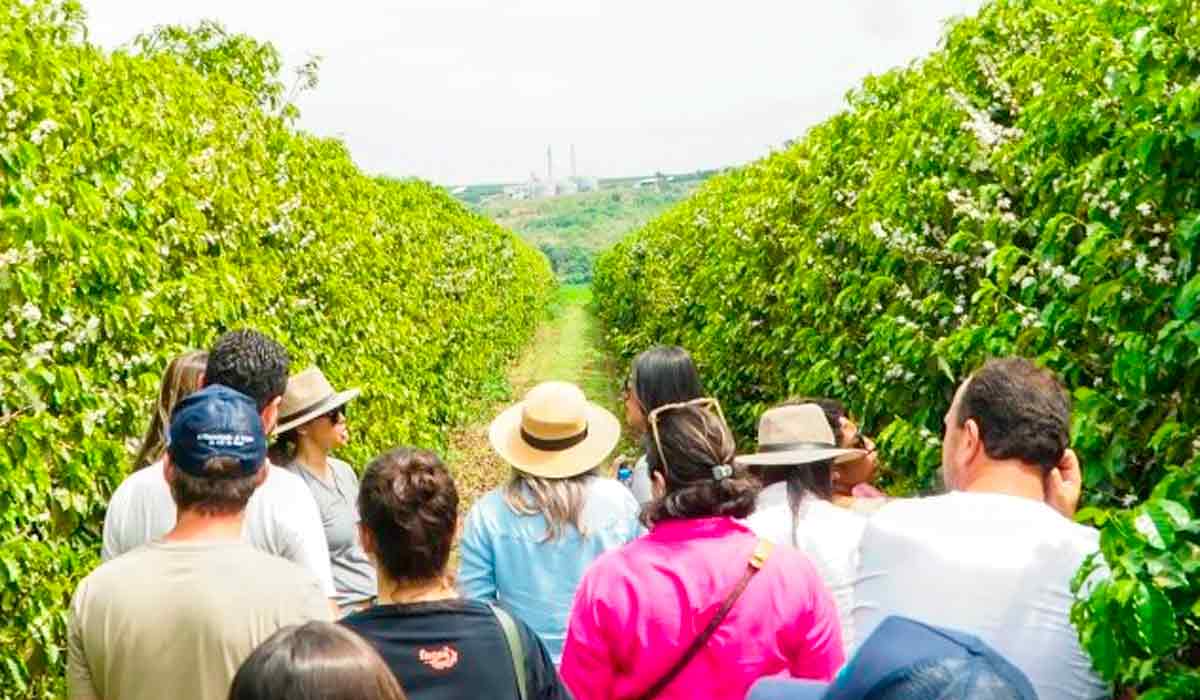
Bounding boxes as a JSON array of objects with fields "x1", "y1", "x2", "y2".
[
  {"x1": 375, "y1": 575, "x2": 458, "y2": 606},
  {"x1": 294, "y1": 440, "x2": 330, "y2": 479}
]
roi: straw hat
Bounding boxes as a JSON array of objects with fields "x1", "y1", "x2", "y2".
[
  {"x1": 488, "y1": 381, "x2": 621, "y2": 479},
  {"x1": 274, "y1": 367, "x2": 361, "y2": 435},
  {"x1": 736, "y1": 403, "x2": 865, "y2": 467}
]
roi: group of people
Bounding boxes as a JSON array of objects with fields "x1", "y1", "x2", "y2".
[{"x1": 67, "y1": 329, "x2": 1109, "y2": 700}]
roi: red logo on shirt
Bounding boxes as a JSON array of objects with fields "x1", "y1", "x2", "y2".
[{"x1": 418, "y1": 645, "x2": 459, "y2": 671}]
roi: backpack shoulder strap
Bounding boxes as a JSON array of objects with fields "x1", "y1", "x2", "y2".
[{"x1": 488, "y1": 602, "x2": 529, "y2": 700}]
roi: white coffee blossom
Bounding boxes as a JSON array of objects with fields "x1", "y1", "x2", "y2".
[
  {"x1": 62, "y1": 341, "x2": 76, "y2": 354},
  {"x1": 1149, "y1": 238, "x2": 1161, "y2": 248},
  {"x1": 30, "y1": 341, "x2": 53, "y2": 359},
  {"x1": 1120, "y1": 240, "x2": 1134, "y2": 252},
  {"x1": 1151, "y1": 264, "x2": 1171, "y2": 284},
  {"x1": 1136, "y1": 202, "x2": 1153, "y2": 216},
  {"x1": 30, "y1": 118, "x2": 58, "y2": 145},
  {"x1": 954, "y1": 304, "x2": 965, "y2": 315},
  {"x1": 1020, "y1": 276, "x2": 1037, "y2": 290},
  {"x1": 1, "y1": 321, "x2": 13, "y2": 338},
  {"x1": 1135, "y1": 253, "x2": 1149, "y2": 271},
  {"x1": 1062, "y1": 273, "x2": 1081, "y2": 289},
  {"x1": 20, "y1": 302, "x2": 41, "y2": 323}
]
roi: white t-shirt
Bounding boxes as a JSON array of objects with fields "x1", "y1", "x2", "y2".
[
  {"x1": 744, "y1": 483, "x2": 865, "y2": 656},
  {"x1": 102, "y1": 460, "x2": 336, "y2": 596},
  {"x1": 854, "y1": 491, "x2": 1109, "y2": 700}
]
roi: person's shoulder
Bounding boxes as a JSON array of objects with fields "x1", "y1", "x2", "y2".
[
  {"x1": 467, "y1": 487, "x2": 510, "y2": 519},
  {"x1": 109, "y1": 463, "x2": 168, "y2": 500},
  {"x1": 75, "y1": 543, "x2": 169, "y2": 599},
  {"x1": 257, "y1": 464, "x2": 311, "y2": 497},
  {"x1": 329, "y1": 457, "x2": 356, "y2": 478},
  {"x1": 587, "y1": 477, "x2": 639, "y2": 510},
  {"x1": 233, "y1": 545, "x2": 328, "y2": 592}
]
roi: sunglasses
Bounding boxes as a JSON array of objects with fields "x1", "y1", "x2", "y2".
[
  {"x1": 324, "y1": 406, "x2": 346, "y2": 423},
  {"x1": 646, "y1": 397, "x2": 726, "y2": 479}
]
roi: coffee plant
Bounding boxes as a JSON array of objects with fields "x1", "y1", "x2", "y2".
[
  {"x1": 0, "y1": 1, "x2": 554, "y2": 696},
  {"x1": 594, "y1": 0, "x2": 1200, "y2": 695}
]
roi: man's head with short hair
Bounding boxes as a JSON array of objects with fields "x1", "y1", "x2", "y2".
[
  {"x1": 165, "y1": 384, "x2": 269, "y2": 516},
  {"x1": 942, "y1": 357, "x2": 1070, "y2": 491},
  {"x1": 205, "y1": 329, "x2": 290, "y2": 433}
]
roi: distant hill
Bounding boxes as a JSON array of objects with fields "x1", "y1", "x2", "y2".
[{"x1": 456, "y1": 170, "x2": 719, "y2": 282}]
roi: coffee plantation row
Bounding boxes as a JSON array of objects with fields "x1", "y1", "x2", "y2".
[
  {"x1": 0, "y1": 1, "x2": 555, "y2": 696},
  {"x1": 594, "y1": 0, "x2": 1200, "y2": 696}
]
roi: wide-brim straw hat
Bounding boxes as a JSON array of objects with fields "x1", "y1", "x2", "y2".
[
  {"x1": 274, "y1": 367, "x2": 361, "y2": 435},
  {"x1": 736, "y1": 403, "x2": 865, "y2": 467},
  {"x1": 489, "y1": 381, "x2": 621, "y2": 479}
]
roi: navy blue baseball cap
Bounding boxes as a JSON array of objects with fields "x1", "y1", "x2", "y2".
[
  {"x1": 168, "y1": 384, "x2": 267, "y2": 478},
  {"x1": 747, "y1": 616, "x2": 1038, "y2": 700}
]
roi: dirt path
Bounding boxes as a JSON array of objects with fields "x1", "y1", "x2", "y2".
[{"x1": 446, "y1": 284, "x2": 630, "y2": 510}]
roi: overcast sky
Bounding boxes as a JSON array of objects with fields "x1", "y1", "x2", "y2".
[{"x1": 83, "y1": 1, "x2": 984, "y2": 185}]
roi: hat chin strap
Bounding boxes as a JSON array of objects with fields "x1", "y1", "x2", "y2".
[
  {"x1": 520, "y1": 426, "x2": 589, "y2": 452},
  {"x1": 758, "y1": 440, "x2": 837, "y2": 452}
]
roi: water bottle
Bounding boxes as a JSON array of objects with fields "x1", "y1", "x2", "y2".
[{"x1": 617, "y1": 461, "x2": 634, "y2": 488}]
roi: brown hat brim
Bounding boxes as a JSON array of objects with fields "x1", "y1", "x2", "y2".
[
  {"x1": 735, "y1": 446, "x2": 865, "y2": 467},
  {"x1": 488, "y1": 401, "x2": 621, "y2": 479},
  {"x1": 272, "y1": 388, "x2": 360, "y2": 436}
]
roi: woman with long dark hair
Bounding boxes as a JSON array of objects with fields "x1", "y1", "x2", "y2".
[
  {"x1": 617, "y1": 346, "x2": 705, "y2": 503},
  {"x1": 274, "y1": 367, "x2": 375, "y2": 615},
  {"x1": 229, "y1": 621, "x2": 407, "y2": 700},
  {"x1": 740, "y1": 401, "x2": 870, "y2": 655},
  {"x1": 561, "y1": 399, "x2": 844, "y2": 700}
]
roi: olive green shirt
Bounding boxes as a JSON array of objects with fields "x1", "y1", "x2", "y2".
[{"x1": 68, "y1": 540, "x2": 333, "y2": 700}]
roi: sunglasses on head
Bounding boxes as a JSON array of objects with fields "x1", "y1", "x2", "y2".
[{"x1": 646, "y1": 397, "x2": 726, "y2": 478}]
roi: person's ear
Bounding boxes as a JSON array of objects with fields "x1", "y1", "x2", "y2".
[
  {"x1": 963, "y1": 419, "x2": 982, "y2": 457},
  {"x1": 253, "y1": 464, "x2": 269, "y2": 487},
  {"x1": 261, "y1": 396, "x2": 282, "y2": 435},
  {"x1": 651, "y1": 470, "x2": 667, "y2": 499},
  {"x1": 163, "y1": 454, "x2": 176, "y2": 483}
]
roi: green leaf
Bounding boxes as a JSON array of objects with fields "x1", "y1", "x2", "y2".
[
  {"x1": 1133, "y1": 582, "x2": 1178, "y2": 654},
  {"x1": 1175, "y1": 274, "x2": 1200, "y2": 320}
]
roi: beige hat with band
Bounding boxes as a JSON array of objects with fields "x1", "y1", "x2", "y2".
[
  {"x1": 489, "y1": 381, "x2": 621, "y2": 479},
  {"x1": 736, "y1": 403, "x2": 865, "y2": 467},
  {"x1": 274, "y1": 367, "x2": 361, "y2": 436}
]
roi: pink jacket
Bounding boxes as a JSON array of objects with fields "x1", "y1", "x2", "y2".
[{"x1": 560, "y1": 517, "x2": 844, "y2": 700}]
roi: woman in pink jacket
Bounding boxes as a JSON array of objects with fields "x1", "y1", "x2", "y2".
[{"x1": 560, "y1": 398, "x2": 844, "y2": 700}]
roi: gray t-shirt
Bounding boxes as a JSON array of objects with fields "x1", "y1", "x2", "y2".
[
  {"x1": 68, "y1": 540, "x2": 333, "y2": 700},
  {"x1": 101, "y1": 461, "x2": 336, "y2": 596},
  {"x1": 284, "y1": 457, "x2": 376, "y2": 613}
]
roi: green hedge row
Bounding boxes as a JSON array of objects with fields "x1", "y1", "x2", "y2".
[
  {"x1": 0, "y1": 2, "x2": 555, "y2": 696},
  {"x1": 593, "y1": 0, "x2": 1200, "y2": 694}
]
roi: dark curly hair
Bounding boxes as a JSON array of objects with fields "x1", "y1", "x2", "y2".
[
  {"x1": 358, "y1": 448, "x2": 458, "y2": 584},
  {"x1": 642, "y1": 403, "x2": 758, "y2": 526},
  {"x1": 957, "y1": 357, "x2": 1070, "y2": 471},
  {"x1": 205, "y1": 329, "x2": 290, "y2": 411}
]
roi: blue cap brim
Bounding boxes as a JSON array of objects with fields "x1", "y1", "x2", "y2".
[{"x1": 747, "y1": 678, "x2": 829, "y2": 700}]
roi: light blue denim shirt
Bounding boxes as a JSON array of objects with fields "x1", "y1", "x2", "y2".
[{"x1": 457, "y1": 476, "x2": 643, "y2": 664}]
